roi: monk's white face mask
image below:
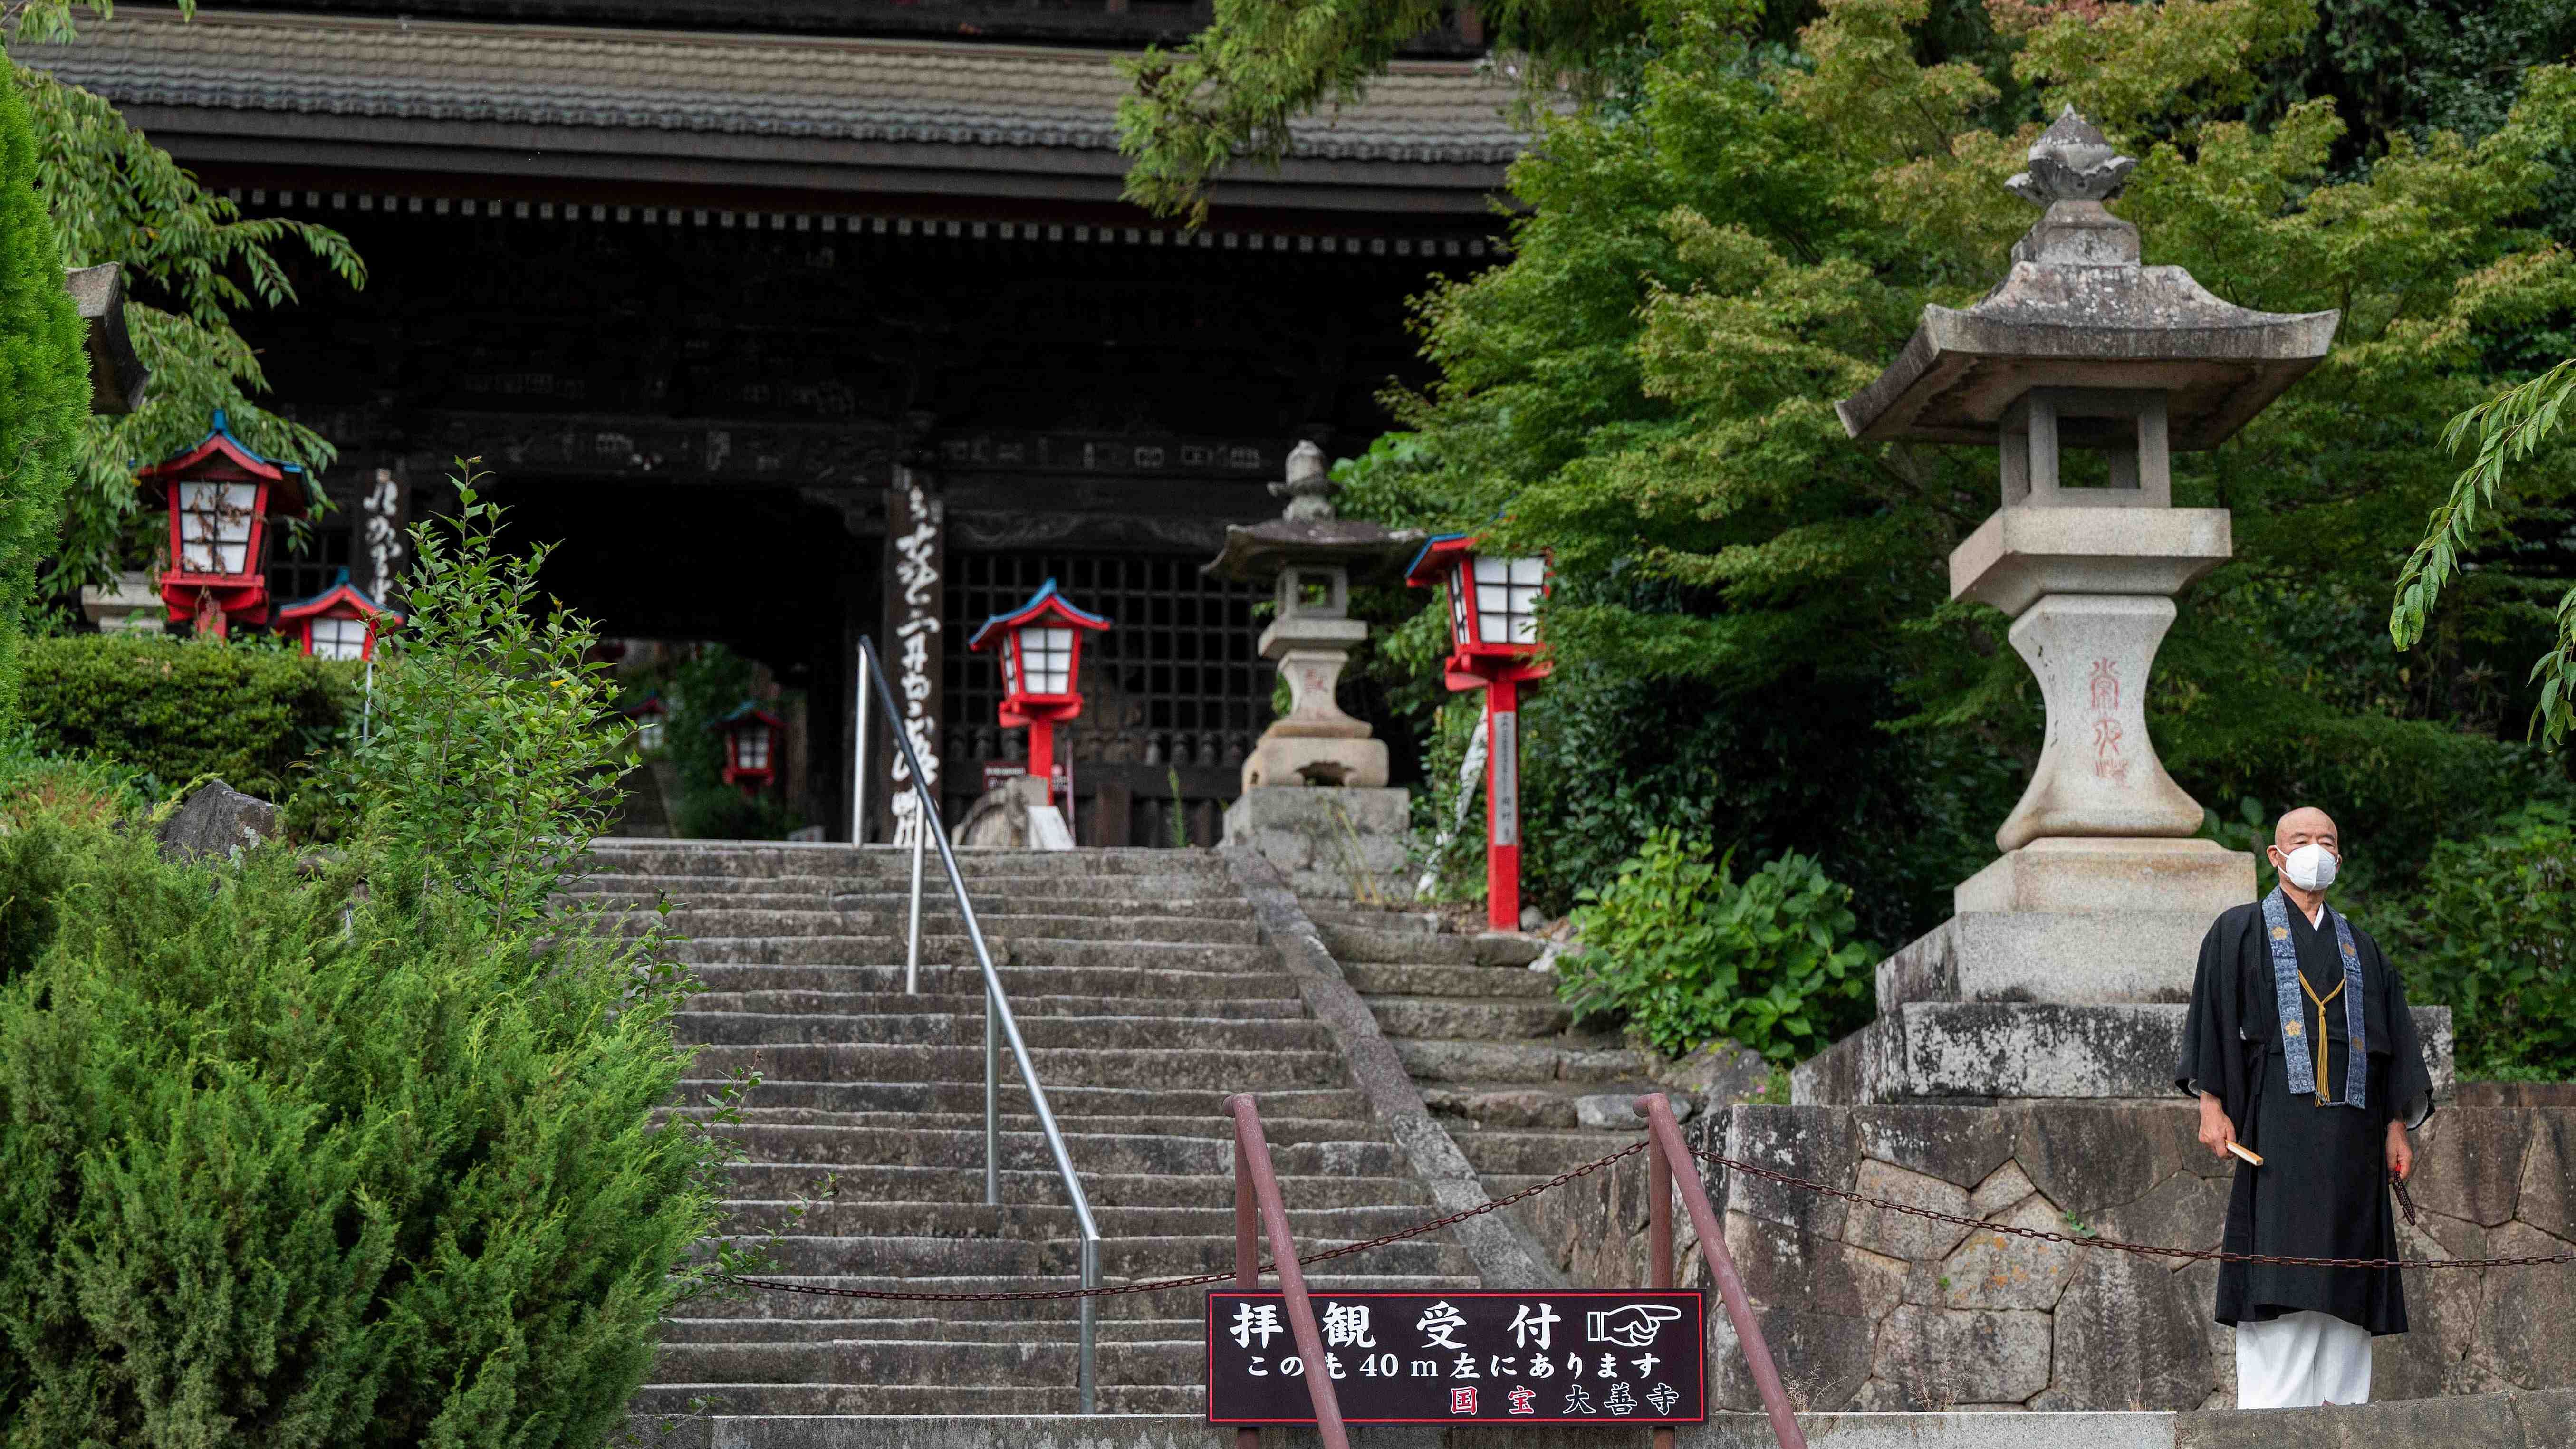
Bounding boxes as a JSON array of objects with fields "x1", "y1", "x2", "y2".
[{"x1": 2280, "y1": 841, "x2": 2339, "y2": 892}]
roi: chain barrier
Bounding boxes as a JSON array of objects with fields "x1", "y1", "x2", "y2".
[
  {"x1": 705, "y1": 1133, "x2": 2574, "y2": 1304},
  {"x1": 1693, "y1": 1146, "x2": 2576, "y2": 1272}
]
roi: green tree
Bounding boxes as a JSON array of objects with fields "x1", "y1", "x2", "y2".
[
  {"x1": 6, "y1": 0, "x2": 362, "y2": 593},
  {"x1": 0, "y1": 67, "x2": 86, "y2": 717},
  {"x1": 1323, "y1": 0, "x2": 2576, "y2": 934}
]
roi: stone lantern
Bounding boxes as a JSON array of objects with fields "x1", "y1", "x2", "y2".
[
  {"x1": 1808, "y1": 110, "x2": 2359, "y2": 1099},
  {"x1": 1206, "y1": 441, "x2": 1423, "y2": 896}
]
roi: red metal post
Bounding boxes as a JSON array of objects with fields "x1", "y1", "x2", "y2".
[
  {"x1": 1225, "y1": 1094, "x2": 1350, "y2": 1449},
  {"x1": 1484, "y1": 674, "x2": 1520, "y2": 931},
  {"x1": 1651, "y1": 1138, "x2": 1675, "y2": 1449},
  {"x1": 1028, "y1": 717, "x2": 1057, "y2": 789},
  {"x1": 1232, "y1": 1132, "x2": 1261, "y2": 1449},
  {"x1": 1635, "y1": 1092, "x2": 1806, "y2": 1449}
]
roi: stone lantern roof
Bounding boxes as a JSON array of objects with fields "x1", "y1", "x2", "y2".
[
  {"x1": 1836, "y1": 108, "x2": 2339, "y2": 451},
  {"x1": 1203, "y1": 441, "x2": 1423, "y2": 586}
]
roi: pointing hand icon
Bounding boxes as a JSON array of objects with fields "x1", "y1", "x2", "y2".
[{"x1": 1585, "y1": 1304, "x2": 1684, "y2": 1348}]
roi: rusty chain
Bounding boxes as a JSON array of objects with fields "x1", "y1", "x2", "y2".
[
  {"x1": 1693, "y1": 1146, "x2": 2576, "y2": 1272},
  {"x1": 705, "y1": 1133, "x2": 2573, "y2": 1303}
]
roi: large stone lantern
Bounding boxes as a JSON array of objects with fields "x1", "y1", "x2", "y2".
[
  {"x1": 1206, "y1": 441, "x2": 1422, "y2": 897},
  {"x1": 1806, "y1": 110, "x2": 2360, "y2": 1100}
]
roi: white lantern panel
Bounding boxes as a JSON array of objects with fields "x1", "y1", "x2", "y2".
[
  {"x1": 1471, "y1": 554, "x2": 1545, "y2": 646},
  {"x1": 177, "y1": 481, "x2": 259, "y2": 574},
  {"x1": 1019, "y1": 625, "x2": 1075, "y2": 695},
  {"x1": 736, "y1": 725, "x2": 772, "y2": 771},
  {"x1": 310, "y1": 616, "x2": 369, "y2": 661}
]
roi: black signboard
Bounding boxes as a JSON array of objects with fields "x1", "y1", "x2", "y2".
[{"x1": 1205, "y1": 1290, "x2": 1706, "y2": 1426}]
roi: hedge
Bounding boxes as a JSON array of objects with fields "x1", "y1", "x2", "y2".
[{"x1": 18, "y1": 633, "x2": 359, "y2": 799}]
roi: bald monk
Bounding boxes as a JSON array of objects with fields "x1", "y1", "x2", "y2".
[{"x1": 2175, "y1": 806, "x2": 2434, "y2": 1409}]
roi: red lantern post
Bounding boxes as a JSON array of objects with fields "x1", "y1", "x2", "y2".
[
  {"x1": 275, "y1": 569, "x2": 402, "y2": 661},
  {"x1": 1406, "y1": 534, "x2": 1550, "y2": 931},
  {"x1": 137, "y1": 410, "x2": 312, "y2": 637},
  {"x1": 965, "y1": 579, "x2": 1110, "y2": 819}
]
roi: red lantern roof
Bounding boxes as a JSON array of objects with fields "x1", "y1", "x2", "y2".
[
  {"x1": 1402, "y1": 531, "x2": 1480, "y2": 589},
  {"x1": 135, "y1": 410, "x2": 314, "y2": 515},
  {"x1": 274, "y1": 571, "x2": 401, "y2": 627},
  {"x1": 965, "y1": 577, "x2": 1112, "y2": 653}
]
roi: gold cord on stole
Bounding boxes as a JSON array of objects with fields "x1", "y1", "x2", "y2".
[{"x1": 2300, "y1": 972, "x2": 2346, "y2": 1107}]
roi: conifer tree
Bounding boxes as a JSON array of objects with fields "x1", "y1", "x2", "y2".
[{"x1": 0, "y1": 70, "x2": 87, "y2": 718}]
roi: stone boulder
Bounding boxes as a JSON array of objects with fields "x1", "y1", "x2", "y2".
[{"x1": 156, "y1": 779, "x2": 279, "y2": 864}]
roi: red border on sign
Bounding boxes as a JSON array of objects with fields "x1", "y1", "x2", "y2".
[{"x1": 1203, "y1": 1289, "x2": 1709, "y2": 1425}]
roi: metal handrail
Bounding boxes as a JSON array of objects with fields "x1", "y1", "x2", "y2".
[
  {"x1": 1636, "y1": 1093, "x2": 1807, "y2": 1449},
  {"x1": 856, "y1": 635, "x2": 1104, "y2": 1412},
  {"x1": 1228, "y1": 1095, "x2": 1352, "y2": 1449}
]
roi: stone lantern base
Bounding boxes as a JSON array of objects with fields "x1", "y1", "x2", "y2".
[{"x1": 1221, "y1": 786, "x2": 1411, "y2": 902}]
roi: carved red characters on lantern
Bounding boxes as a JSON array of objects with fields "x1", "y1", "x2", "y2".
[
  {"x1": 1406, "y1": 534, "x2": 1551, "y2": 931},
  {"x1": 716, "y1": 702, "x2": 786, "y2": 796},
  {"x1": 966, "y1": 579, "x2": 1110, "y2": 815},
  {"x1": 274, "y1": 569, "x2": 401, "y2": 661},
  {"x1": 137, "y1": 410, "x2": 312, "y2": 637}
]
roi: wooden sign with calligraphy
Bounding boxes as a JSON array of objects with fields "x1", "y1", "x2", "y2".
[
  {"x1": 879, "y1": 467, "x2": 944, "y2": 844},
  {"x1": 1206, "y1": 1290, "x2": 1705, "y2": 1426}
]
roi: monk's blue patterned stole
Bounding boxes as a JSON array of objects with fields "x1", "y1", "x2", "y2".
[{"x1": 2262, "y1": 888, "x2": 2367, "y2": 1110}]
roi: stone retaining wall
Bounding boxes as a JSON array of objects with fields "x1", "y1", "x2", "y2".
[{"x1": 1518, "y1": 1098, "x2": 2576, "y2": 1413}]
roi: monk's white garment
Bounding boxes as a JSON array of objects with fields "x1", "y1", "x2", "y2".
[{"x1": 2236, "y1": 1309, "x2": 2371, "y2": 1408}]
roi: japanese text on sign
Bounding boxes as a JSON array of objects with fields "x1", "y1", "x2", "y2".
[{"x1": 1205, "y1": 1290, "x2": 1704, "y2": 1425}]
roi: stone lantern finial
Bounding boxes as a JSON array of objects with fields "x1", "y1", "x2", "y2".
[
  {"x1": 2005, "y1": 106, "x2": 2134, "y2": 207},
  {"x1": 1272, "y1": 440, "x2": 1336, "y2": 521}
]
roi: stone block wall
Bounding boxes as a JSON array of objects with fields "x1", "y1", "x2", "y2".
[
  {"x1": 1520, "y1": 1099, "x2": 2576, "y2": 1413},
  {"x1": 1221, "y1": 787, "x2": 1412, "y2": 901}
]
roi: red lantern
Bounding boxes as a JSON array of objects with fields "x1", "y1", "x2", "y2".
[
  {"x1": 965, "y1": 579, "x2": 1111, "y2": 806},
  {"x1": 1406, "y1": 533, "x2": 1551, "y2": 931},
  {"x1": 274, "y1": 569, "x2": 401, "y2": 661},
  {"x1": 716, "y1": 702, "x2": 786, "y2": 795},
  {"x1": 136, "y1": 410, "x2": 312, "y2": 637},
  {"x1": 625, "y1": 694, "x2": 670, "y2": 754}
]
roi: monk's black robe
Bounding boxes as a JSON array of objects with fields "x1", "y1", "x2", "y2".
[{"x1": 2174, "y1": 899, "x2": 2435, "y2": 1335}]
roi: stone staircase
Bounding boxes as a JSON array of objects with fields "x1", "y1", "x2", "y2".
[
  {"x1": 1304, "y1": 903, "x2": 1660, "y2": 1200},
  {"x1": 575, "y1": 841, "x2": 1480, "y2": 1418}
]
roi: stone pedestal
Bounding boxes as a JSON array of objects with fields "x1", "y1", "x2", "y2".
[
  {"x1": 1221, "y1": 786, "x2": 1410, "y2": 901},
  {"x1": 1240, "y1": 614, "x2": 1391, "y2": 790},
  {"x1": 1994, "y1": 596, "x2": 2205, "y2": 849}
]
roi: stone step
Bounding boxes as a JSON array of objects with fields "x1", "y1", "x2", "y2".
[
  {"x1": 700, "y1": 1125, "x2": 1406, "y2": 1177},
  {"x1": 1298, "y1": 903, "x2": 1443, "y2": 934},
  {"x1": 1390, "y1": 1037, "x2": 1652, "y2": 1086},
  {"x1": 725, "y1": 1233, "x2": 1471, "y2": 1280},
  {"x1": 1321, "y1": 925, "x2": 1548, "y2": 968},
  {"x1": 1445, "y1": 1127, "x2": 1643, "y2": 1176},
  {"x1": 1364, "y1": 996, "x2": 1574, "y2": 1040},
  {"x1": 582, "y1": 888, "x2": 1257, "y2": 919},
  {"x1": 685, "y1": 1080, "x2": 1364, "y2": 1119},
  {"x1": 681, "y1": 963, "x2": 1304, "y2": 1000},
  {"x1": 664, "y1": 1272, "x2": 1476, "y2": 1324},
  {"x1": 1419, "y1": 1084, "x2": 1588, "y2": 1130},
  {"x1": 1341, "y1": 961, "x2": 1558, "y2": 998},
  {"x1": 670, "y1": 937, "x2": 1276, "y2": 972},
  {"x1": 656, "y1": 1315, "x2": 1198, "y2": 1346},
  {"x1": 584, "y1": 843, "x2": 1233, "y2": 881},
  {"x1": 629, "y1": 1412, "x2": 2187, "y2": 1448},
  {"x1": 650, "y1": 1336, "x2": 1205, "y2": 1388},
  {"x1": 673, "y1": 1013, "x2": 1335, "y2": 1053},
  {"x1": 682, "y1": 990, "x2": 1310, "y2": 1021},
  {"x1": 699, "y1": 1108, "x2": 1381, "y2": 1143},
  {"x1": 714, "y1": 1199, "x2": 1446, "y2": 1242},
  {"x1": 627, "y1": 1382, "x2": 1200, "y2": 1415},
  {"x1": 716, "y1": 1165, "x2": 1435, "y2": 1212},
  {"x1": 620, "y1": 909, "x2": 1265, "y2": 945},
  {"x1": 682, "y1": 1043, "x2": 1350, "y2": 1092}
]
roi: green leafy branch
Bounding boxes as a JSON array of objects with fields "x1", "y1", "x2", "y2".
[{"x1": 2388, "y1": 357, "x2": 2576, "y2": 746}]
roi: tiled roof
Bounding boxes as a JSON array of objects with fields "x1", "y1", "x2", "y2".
[{"x1": 23, "y1": 7, "x2": 1530, "y2": 166}]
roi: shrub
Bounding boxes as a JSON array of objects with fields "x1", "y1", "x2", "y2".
[
  {"x1": 0, "y1": 466, "x2": 732, "y2": 1447},
  {"x1": 18, "y1": 633, "x2": 358, "y2": 799},
  {"x1": 0, "y1": 797, "x2": 721, "y2": 1449},
  {"x1": 2393, "y1": 803, "x2": 2576, "y2": 1081},
  {"x1": 1557, "y1": 829, "x2": 1877, "y2": 1063}
]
